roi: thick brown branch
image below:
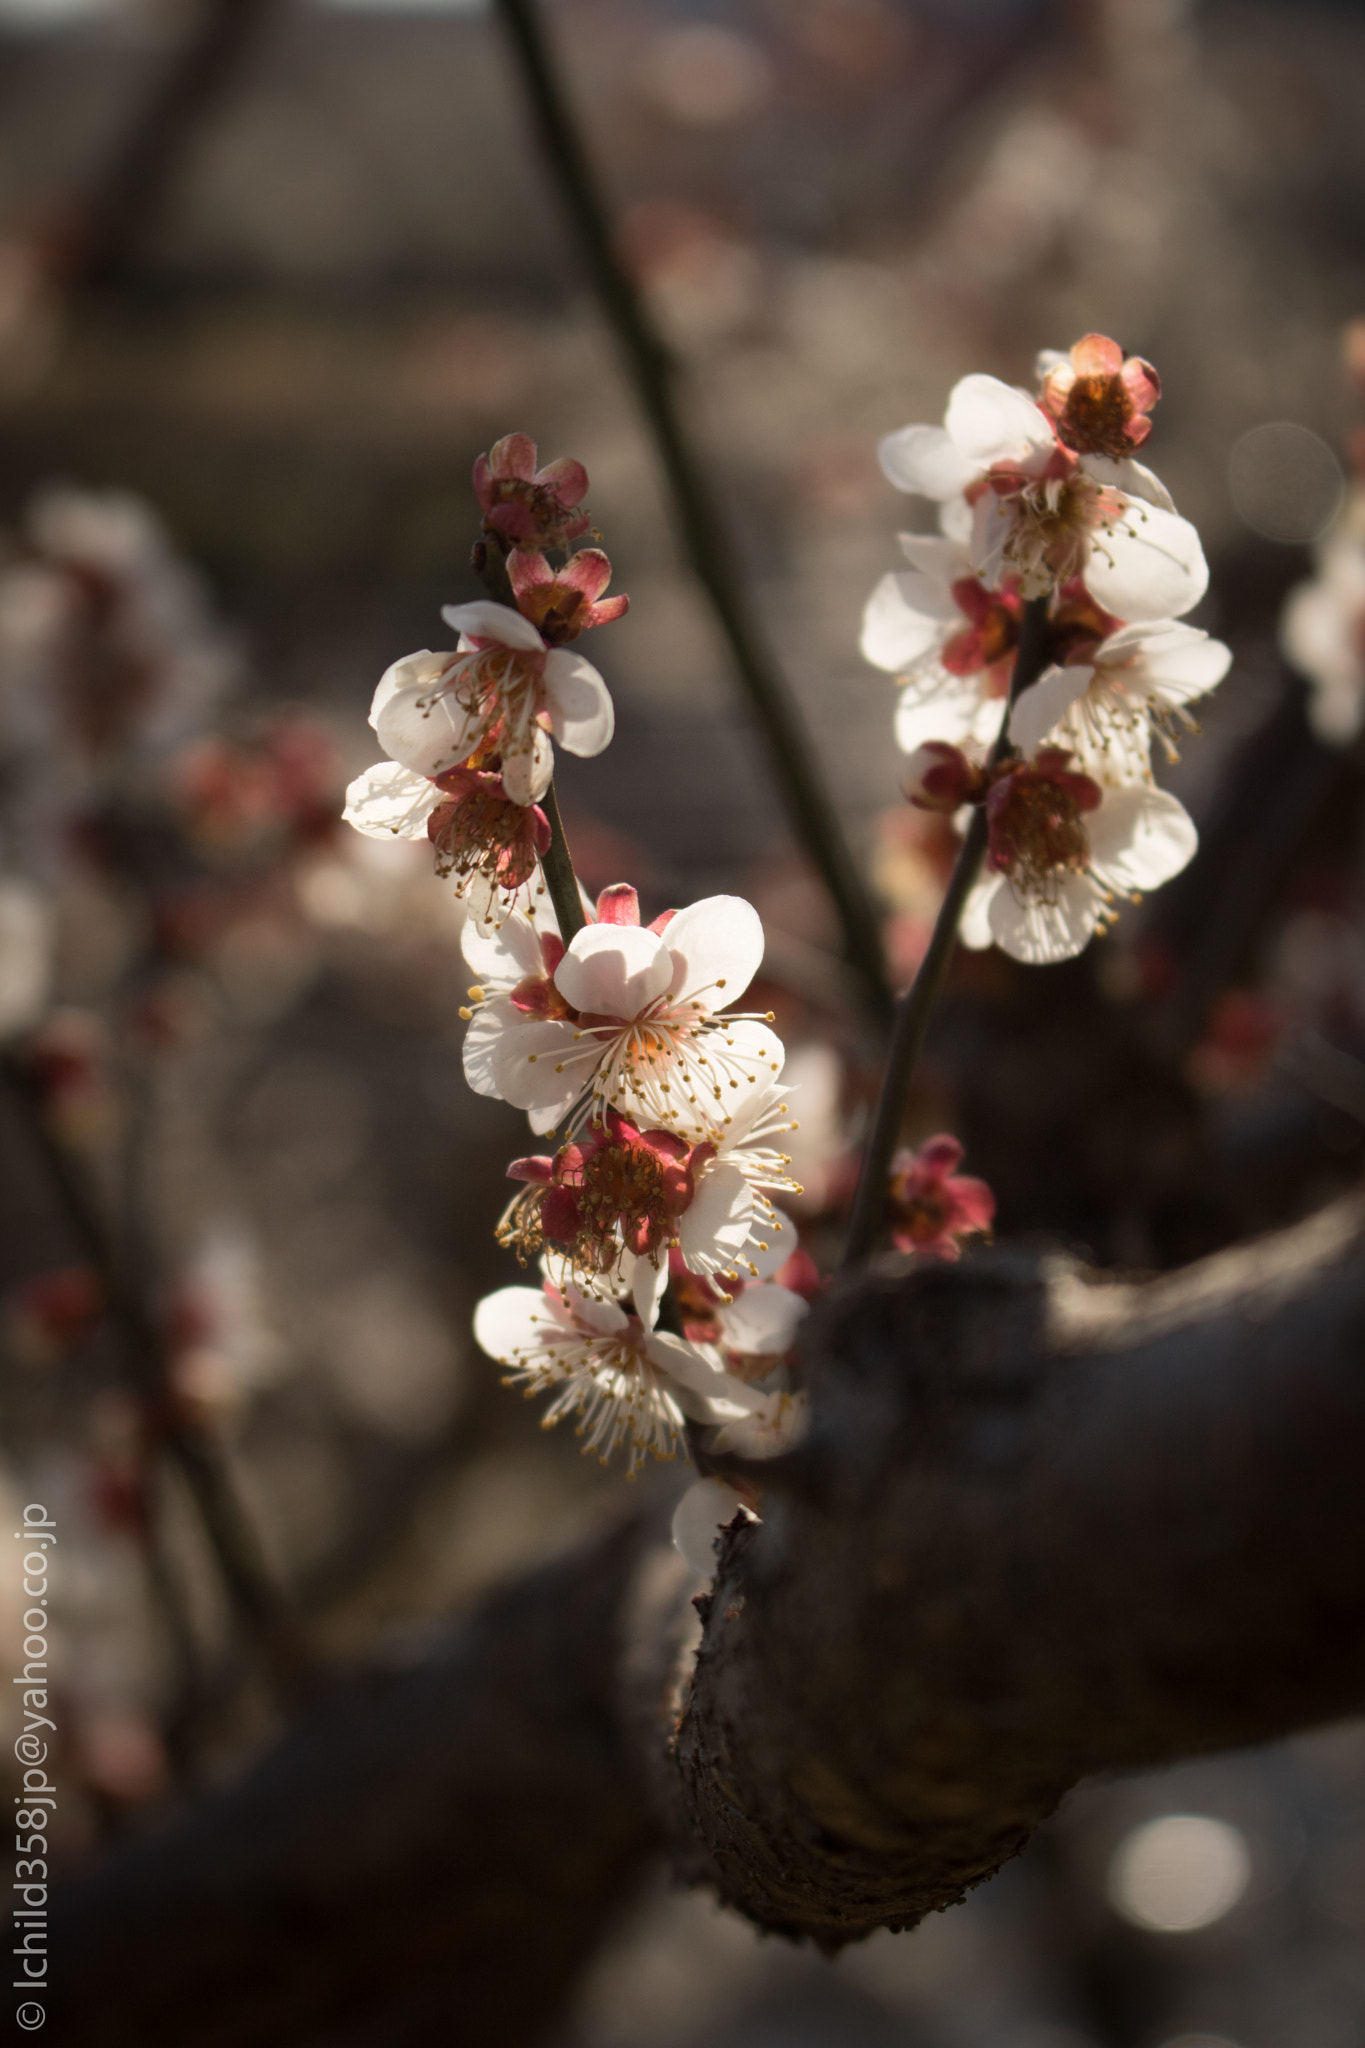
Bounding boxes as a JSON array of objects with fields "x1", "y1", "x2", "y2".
[{"x1": 672, "y1": 1196, "x2": 1365, "y2": 1944}]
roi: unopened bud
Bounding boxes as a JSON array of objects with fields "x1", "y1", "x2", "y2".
[{"x1": 903, "y1": 742, "x2": 986, "y2": 814}]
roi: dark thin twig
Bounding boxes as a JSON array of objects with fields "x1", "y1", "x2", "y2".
[
  {"x1": 1, "y1": 1054, "x2": 307, "y2": 1701},
  {"x1": 841, "y1": 596, "x2": 1052, "y2": 1266},
  {"x1": 491, "y1": 0, "x2": 893, "y2": 1031}
]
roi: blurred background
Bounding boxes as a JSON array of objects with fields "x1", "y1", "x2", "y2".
[{"x1": 2, "y1": 0, "x2": 1365, "y2": 2043}]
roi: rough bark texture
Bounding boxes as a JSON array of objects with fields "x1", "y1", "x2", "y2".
[
  {"x1": 672, "y1": 1196, "x2": 1365, "y2": 1945},
  {"x1": 33, "y1": 1195, "x2": 1365, "y2": 2042}
]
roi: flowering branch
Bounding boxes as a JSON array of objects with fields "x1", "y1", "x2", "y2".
[
  {"x1": 491, "y1": 0, "x2": 893, "y2": 1029},
  {"x1": 841, "y1": 593, "x2": 1051, "y2": 1266}
]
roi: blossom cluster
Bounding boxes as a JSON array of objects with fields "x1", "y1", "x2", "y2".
[{"x1": 863, "y1": 334, "x2": 1230, "y2": 963}]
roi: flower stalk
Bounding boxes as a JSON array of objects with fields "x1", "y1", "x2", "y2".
[{"x1": 841, "y1": 595, "x2": 1051, "y2": 1268}]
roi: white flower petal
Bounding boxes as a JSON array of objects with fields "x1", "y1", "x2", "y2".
[
  {"x1": 375, "y1": 680, "x2": 482, "y2": 779},
  {"x1": 894, "y1": 673, "x2": 989, "y2": 754},
  {"x1": 554, "y1": 923, "x2": 673, "y2": 1020},
  {"x1": 439, "y1": 600, "x2": 546, "y2": 652},
  {"x1": 1007, "y1": 663, "x2": 1095, "y2": 755},
  {"x1": 1086, "y1": 502, "x2": 1208, "y2": 622},
  {"x1": 944, "y1": 375, "x2": 1052, "y2": 468},
  {"x1": 717, "y1": 1283, "x2": 808, "y2": 1359},
  {"x1": 671, "y1": 1479, "x2": 753, "y2": 1577},
  {"x1": 462, "y1": 908, "x2": 547, "y2": 984},
  {"x1": 680, "y1": 1160, "x2": 754, "y2": 1267},
  {"x1": 897, "y1": 533, "x2": 972, "y2": 584},
  {"x1": 878, "y1": 424, "x2": 979, "y2": 500},
  {"x1": 491, "y1": 1015, "x2": 598, "y2": 1116},
  {"x1": 474, "y1": 1286, "x2": 550, "y2": 1361},
  {"x1": 1100, "y1": 622, "x2": 1232, "y2": 704},
  {"x1": 1088, "y1": 785, "x2": 1197, "y2": 893},
  {"x1": 563, "y1": 1284, "x2": 629, "y2": 1337},
  {"x1": 462, "y1": 998, "x2": 515, "y2": 1098},
  {"x1": 1094, "y1": 456, "x2": 1176, "y2": 515},
  {"x1": 988, "y1": 873, "x2": 1101, "y2": 964},
  {"x1": 744, "y1": 1204, "x2": 796, "y2": 1279},
  {"x1": 498, "y1": 723, "x2": 554, "y2": 806},
  {"x1": 0, "y1": 880, "x2": 51, "y2": 1039},
  {"x1": 369, "y1": 649, "x2": 453, "y2": 729},
  {"x1": 664, "y1": 894, "x2": 765, "y2": 1008},
  {"x1": 960, "y1": 875, "x2": 1001, "y2": 950},
  {"x1": 343, "y1": 761, "x2": 441, "y2": 840},
  {"x1": 860, "y1": 572, "x2": 947, "y2": 671},
  {"x1": 544, "y1": 649, "x2": 615, "y2": 758},
  {"x1": 631, "y1": 1255, "x2": 668, "y2": 1330}
]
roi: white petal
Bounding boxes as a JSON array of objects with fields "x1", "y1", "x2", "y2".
[
  {"x1": 649, "y1": 1334, "x2": 756, "y2": 1414},
  {"x1": 439, "y1": 600, "x2": 546, "y2": 651},
  {"x1": 1007, "y1": 663, "x2": 1095, "y2": 755},
  {"x1": 744, "y1": 1204, "x2": 796, "y2": 1279},
  {"x1": 544, "y1": 649, "x2": 615, "y2": 758},
  {"x1": 989, "y1": 874, "x2": 1101, "y2": 964},
  {"x1": 462, "y1": 998, "x2": 516, "y2": 1098},
  {"x1": 1087, "y1": 786, "x2": 1197, "y2": 893},
  {"x1": 555, "y1": 923, "x2": 672, "y2": 1020},
  {"x1": 343, "y1": 761, "x2": 441, "y2": 840},
  {"x1": 671, "y1": 1480, "x2": 752, "y2": 1577},
  {"x1": 717, "y1": 1283, "x2": 808, "y2": 1359},
  {"x1": 563, "y1": 1285, "x2": 628, "y2": 1337},
  {"x1": 369, "y1": 649, "x2": 453, "y2": 729},
  {"x1": 1281, "y1": 582, "x2": 1356, "y2": 692},
  {"x1": 1099, "y1": 622, "x2": 1232, "y2": 704},
  {"x1": 680, "y1": 1160, "x2": 754, "y2": 1266},
  {"x1": 473, "y1": 1286, "x2": 550, "y2": 1361},
  {"x1": 897, "y1": 532, "x2": 972, "y2": 584},
  {"x1": 960, "y1": 875, "x2": 1001, "y2": 950},
  {"x1": 664, "y1": 895, "x2": 765, "y2": 1008},
  {"x1": 894, "y1": 673, "x2": 988, "y2": 754},
  {"x1": 498, "y1": 723, "x2": 554, "y2": 806},
  {"x1": 970, "y1": 492, "x2": 1013, "y2": 588},
  {"x1": 631, "y1": 1255, "x2": 669, "y2": 1330},
  {"x1": 945, "y1": 375, "x2": 1053, "y2": 468},
  {"x1": 375, "y1": 679, "x2": 482, "y2": 778},
  {"x1": 938, "y1": 494, "x2": 975, "y2": 545},
  {"x1": 878, "y1": 424, "x2": 979, "y2": 500},
  {"x1": 491, "y1": 1016, "x2": 597, "y2": 1116},
  {"x1": 1085, "y1": 503, "x2": 1208, "y2": 622},
  {"x1": 0, "y1": 880, "x2": 51, "y2": 1039},
  {"x1": 462, "y1": 909, "x2": 546, "y2": 985},
  {"x1": 1092, "y1": 456, "x2": 1176, "y2": 515},
  {"x1": 860, "y1": 572, "x2": 948, "y2": 671}
]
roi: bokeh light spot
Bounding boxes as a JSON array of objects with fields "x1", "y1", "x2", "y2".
[
  {"x1": 1228, "y1": 422, "x2": 1343, "y2": 544},
  {"x1": 1107, "y1": 1814, "x2": 1252, "y2": 1933}
]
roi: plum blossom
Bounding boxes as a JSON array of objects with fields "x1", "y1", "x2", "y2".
[
  {"x1": 861, "y1": 535, "x2": 1024, "y2": 754},
  {"x1": 507, "y1": 548, "x2": 628, "y2": 646},
  {"x1": 886, "y1": 1135, "x2": 994, "y2": 1260},
  {"x1": 472, "y1": 1256, "x2": 754, "y2": 1474},
  {"x1": 474, "y1": 890, "x2": 785, "y2": 1140},
  {"x1": 474, "y1": 433, "x2": 591, "y2": 553},
  {"x1": 1009, "y1": 620, "x2": 1232, "y2": 781},
  {"x1": 878, "y1": 372, "x2": 1207, "y2": 620},
  {"x1": 1036, "y1": 334, "x2": 1161, "y2": 461},
  {"x1": 960, "y1": 747, "x2": 1198, "y2": 964},
  {"x1": 368, "y1": 601, "x2": 613, "y2": 807},
  {"x1": 1280, "y1": 491, "x2": 1365, "y2": 746}
]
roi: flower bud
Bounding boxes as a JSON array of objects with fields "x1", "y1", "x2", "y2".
[{"x1": 903, "y1": 741, "x2": 986, "y2": 814}]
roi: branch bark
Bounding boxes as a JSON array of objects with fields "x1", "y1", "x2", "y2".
[{"x1": 39, "y1": 1195, "x2": 1365, "y2": 2042}]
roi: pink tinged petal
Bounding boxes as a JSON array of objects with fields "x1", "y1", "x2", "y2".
[
  {"x1": 507, "y1": 551, "x2": 555, "y2": 596},
  {"x1": 1007, "y1": 662, "x2": 1096, "y2": 754},
  {"x1": 948, "y1": 1176, "x2": 996, "y2": 1232},
  {"x1": 543, "y1": 650, "x2": 614, "y2": 758},
  {"x1": 462, "y1": 909, "x2": 545, "y2": 983},
  {"x1": 663, "y1": 894, "x2": 765, "y2": 1007},
  {"x1": 1107, "y1": 623, "x2": 1231, "y2": 703},
  {"x1": 672, "y1": 1480, "x2": 753, "y2": 1577},
  {"x1": 894, "y1": 676, "x2": 986, "y2": 755},
  {"x1": 945, "y1": 375, "x2": 1054, "y2": 468},
  {"x1": 499, "y1": 724, "x2": 554, "y2": 807},
  {"x1": 369, "y1": 649, "x2": 453, "y2": 729},
  {"x1": 860, "y1": 573, "x2": 949, "y2": 671},
  {"x1": 438, "y1": 600, "x2": 547, "y2": 653},
  {"x1": 595, "y1": 884, "x2": 639, "y2": 926},
  {"x1": 555, "y1": 922, "x2": 673, "y2": 1019},
  {"x1": 878, "y1": 424, "x2": 979, "y2": 499},
  {"x1": 536, "y1": 455, "x2": 589, "y2": 507},
  {"x1": 679, "y1": 1160, "x2": 754, "y2": 1266},
  {"x1": 960, "y1": 875, "x2": 1001, "y2": 951},
  {"x1": 342, "y1": 761, "x2": 442, "y2": 839},
  {"x1": 716, "y1": 1283, "x2": 808, "y2": 1358},
  {"x1": 631, "y1": 1255, "x2": 668, "y2": 1329},
  {"x1": 587, "y1": 594, "x2": 629, "y2": 627},
  {"x1": 1097, "y1": 456, "x2": 1176, "y2": 514},
  {"x1": 1085, "y1": 503, "x2": 1208, "y2": 622},
  {"x1": 988, "y1": 872, "x2": 1102, "y2": 964},
  {"x1": 1087, "y1": 786, "x2": 1197, "y2": 894},
  {"x1": 375, "y1": 681, "x2": 483, "y2": 779},
  {"x1": 473, "y1": 1285, "x2": 553, "y2": 1361},
  {"x1": 1072, "y1": 334, "x2": 1124, "y2": 377},
  {"x1": 559, "y1": 548, "x2": 613, "y2": 600},
  {"x1": 488, "y1": 433, "x2": 538, "y2": 480},
  {"x1": 914, "y1": 1134, "x2": 964, "y2": 1176}
]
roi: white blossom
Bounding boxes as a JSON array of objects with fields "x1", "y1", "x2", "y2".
[{"x1": 1009, "y1": 620, "x2": 1232, "y2": 781}]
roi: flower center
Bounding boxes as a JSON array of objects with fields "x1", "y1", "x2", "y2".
[{"x1": 986, "y1": 761, "x2": 1100, "y2": 897}]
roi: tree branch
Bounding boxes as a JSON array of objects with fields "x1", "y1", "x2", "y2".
[{"x1": 38, "y1": 1195, "x2": 1365, "y2": 2039}]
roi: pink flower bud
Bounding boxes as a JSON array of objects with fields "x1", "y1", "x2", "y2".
[{"x1": 903, "y1": 741, "x2": 986, "y2": 814}]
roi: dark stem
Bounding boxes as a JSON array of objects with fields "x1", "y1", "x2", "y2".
[
  {"x1": 540, "y1": 779, "x2": 587, "y2": 942},
  {"x1": 1, "y1": 1054, "x2": 308, "y2": 1701},
  {"x1": 491, "y1": 0, "x2": 892, "y2": 1032},
  {"x1": 840, "y1": 595, "x2": 1052, "y2": 1267}
]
